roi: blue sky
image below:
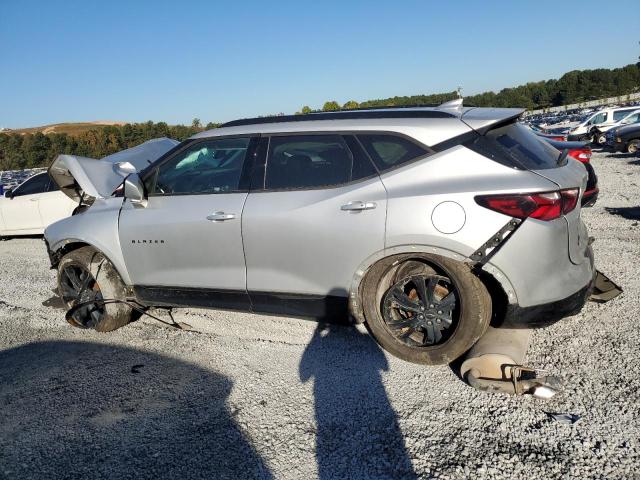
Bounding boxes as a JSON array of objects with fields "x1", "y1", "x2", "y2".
[{"x1": 1, "y1": 0, "x2": 638, "y2": 128}]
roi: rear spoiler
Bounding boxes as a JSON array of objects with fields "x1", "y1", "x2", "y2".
[
  {"x1": 461, "y1": 107, "x2": 525, "y2": 135},
  {"x1": 48, "y1": 137, "x2": 179, "y2": 203}
]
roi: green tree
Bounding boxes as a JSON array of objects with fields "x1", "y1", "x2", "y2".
[
  {"x1": 191, "y1": 118, "x2": 201, "y2": 128},
  {"x1": 342, "y1": 100, "x2": 359, "y2": 109},
  {"x1": 322, "y1": 101, "x2": 340, "y2": 111}
]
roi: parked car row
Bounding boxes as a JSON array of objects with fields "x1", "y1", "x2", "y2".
[
  {"x1": 0, "y1": 168, "x2": 47, "y2": 194},
  {"x1": 524, "y1": 101, "x2": 640, "y2": 145}
]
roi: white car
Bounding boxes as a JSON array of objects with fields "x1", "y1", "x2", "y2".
[
  {"x1": 568, "y1": 107, "x2": 640, "y2": 143},
  {"x1": 0, "y1": 172, "x2": 77, "y2": 237}
]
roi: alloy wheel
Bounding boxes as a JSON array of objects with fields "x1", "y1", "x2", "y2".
[
  {"x1": 382, "y1": 274, "x2": 458, "y2": 347},
  {"x1": 59, "y1": 265, "x2": 105, "y2": 329}
]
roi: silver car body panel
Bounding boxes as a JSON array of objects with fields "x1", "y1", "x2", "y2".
[
  {"x1": 242, "y1": 176, "x2": 387, "y2": 296},
  {"x1": 118, "y1": 194, "x2": 248, "y2": 290},
  {"x1": 45, "y1": 197, "x2": 132, "y2": 284},
  {"x1": 192, "y1": 117, "x2": 473, "y2": 149}
]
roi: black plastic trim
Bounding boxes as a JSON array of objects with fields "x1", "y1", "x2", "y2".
[
  {"x1": 221, "y1": 109, "x2": 456, "y2": 128},
  {"x1": 134, "y1": 285, "x2": 252, "y2": 311},
  {"x1": 500, "y1": 281, "x2": 592, "y2": 328},
  {"x1": 133, "y1": 286, "x2": 350, "y2": 323}
]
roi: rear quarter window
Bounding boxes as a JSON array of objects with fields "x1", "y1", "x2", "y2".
[
  {"x1": 357, "y1": 134, "x2": 428, "y2": 172},
  {"x1": 481, "y1": 122, "x2": 560, "y2": 170}
]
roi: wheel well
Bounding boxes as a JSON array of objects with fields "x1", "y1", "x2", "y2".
[
  {"x1": 49, "y1": 241, "x2": 91, "y2": 269},
  {"x1": 353, "y1": 253, "x2": 509, "y2": 326}
]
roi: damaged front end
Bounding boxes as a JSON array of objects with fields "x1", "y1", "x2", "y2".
[{"x1": 48, "y1": 137, "x2": 179, "y2": 207}]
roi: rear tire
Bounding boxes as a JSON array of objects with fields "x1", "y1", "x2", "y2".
[
  {"x1": 57, "y1": 246, "x2": 134, "y2": 332},
  {"x1": 361, "y1": 255, "x2": 491, "y2": 365}
]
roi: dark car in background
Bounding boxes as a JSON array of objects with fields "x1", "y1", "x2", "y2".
[{"x1": 606, "y1": 123, "x2": 640, "y2": 154}]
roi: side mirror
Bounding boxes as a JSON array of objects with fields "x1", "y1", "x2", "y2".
[
  {"x1": 124, "y1": 173, "x2": 147, "y2": 207},
  {"x1": 4, "y1": 189, "x2": 13, "y2": 199}
]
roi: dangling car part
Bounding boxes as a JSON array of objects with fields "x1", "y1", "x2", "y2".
[
  {"x1": 589, "y1": 270, "x2": 623, "y2": 303},
  {"x1": 460, "y1": 327, "x2": 562, "y2": 399}
]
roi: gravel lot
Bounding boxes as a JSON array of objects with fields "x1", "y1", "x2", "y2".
[{"x1": 1, "y1": 150, "x2": 639, "y2": 480}]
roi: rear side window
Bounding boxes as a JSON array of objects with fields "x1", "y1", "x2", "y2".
[
  {"x1": 357, "y1": 134, "x2": 428, "y2": 172},
  {"x1": 481, "y1": 122, "x2": 560, "y2": 170},
  {"x1": 265, "y1": 135, "x2": 374, "y2": 189}
]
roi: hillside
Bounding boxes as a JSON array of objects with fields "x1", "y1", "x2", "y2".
[{"x1": 8, "y1": 121, "x2": 127, "y2": 136}]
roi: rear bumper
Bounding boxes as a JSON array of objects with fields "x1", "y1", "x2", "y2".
[
  {"x1": 501, "y1": 279, "x2": 593, "y2": 328},
  {"x1": 500, "y1": 246, "x2": 595, "y2": 328}
]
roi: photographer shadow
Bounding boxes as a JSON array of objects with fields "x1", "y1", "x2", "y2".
[
  {"x1": 0, "y1": 340, "x2": 272, "y2": 480},
  {"x1": 300, "y1": 324, "x2": 417, "y2": 480}
]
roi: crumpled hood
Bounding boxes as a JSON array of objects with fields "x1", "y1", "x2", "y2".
[{"x1": 49, "y1": 137, "x2": 179, "y2": 202}]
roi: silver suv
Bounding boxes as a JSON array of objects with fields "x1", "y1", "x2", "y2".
[{"x1": 45, "y1": 103, "x2": 596, "y2": 365}]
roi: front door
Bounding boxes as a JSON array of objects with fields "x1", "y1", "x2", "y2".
[{"x1": 118, "y1": 136, "x2": 255, "y2": 307}]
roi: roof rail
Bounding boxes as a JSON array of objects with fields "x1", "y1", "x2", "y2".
[{"x1": 220, "y1": 106, "x2": 456, "y2": 128}]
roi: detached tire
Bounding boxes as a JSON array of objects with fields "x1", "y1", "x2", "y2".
[
  {"x1": 57, "y1": 246, "x2": 134, "y2": 332},
  {"x1": 361, "y1": 255, "x2": 491, "y2": 365}
]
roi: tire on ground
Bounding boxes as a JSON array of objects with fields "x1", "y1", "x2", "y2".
[
  {"x1": 627, "y1": 140, "x2": 639, "y2": 154},
  {"x1": 57, "y1": 246, "x2": 134, "y2": 332},
  {"x1": 361, "y1": 254, "x2": 491, "y2": 365}
]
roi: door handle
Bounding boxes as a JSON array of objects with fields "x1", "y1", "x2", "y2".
[
  {"x1": 340, "y1": 201, "x2": 377, "y2": 211},
  {"x1": 206, "y1": 211, "x2": 236, "y2": 221}
]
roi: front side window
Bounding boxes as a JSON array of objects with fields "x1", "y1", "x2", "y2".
[
  {"x1": 265, "y1": 135, "x2": 356, "y2": 189},
  {"x1": 590, "y1": 112, "x2": 607, "y2": 124},
  {"x1": 151, "y1": 138, "x2": 250, "y2": 195},
  {"x1": 357, "y1": 134, "x2": 428, "y2": 172},
  {"x1": 13, "y1": 173, "x2": 50, "y2": 196}
]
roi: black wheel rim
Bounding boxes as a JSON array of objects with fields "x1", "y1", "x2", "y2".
[
  {"x1": 60, "y1": 265, "x2": 104, "y2": 329},
  {"x1": 382, "y1": 274, "x2": 458, "y2": 347}
]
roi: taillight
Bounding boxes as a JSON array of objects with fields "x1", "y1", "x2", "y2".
[
  {"x1": 568, "y1": 148, "x2": 591, "y2": 163},
  {"x1": 476, "y1": 188, "x2": 580, "y2": 221},
  {"x1": 560, "y1": 188, "x2": 579, "y2": 214}
]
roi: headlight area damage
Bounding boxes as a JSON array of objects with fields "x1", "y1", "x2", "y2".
[{"x1": 459, "y1": 221, "x2": 623, "y2": 399}]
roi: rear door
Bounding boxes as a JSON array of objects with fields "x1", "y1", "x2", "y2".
[
  {"x1": 1, "y1": 173, "x2": 49, "y2": 232},
  {"x1": 118, "y1": 136, "x2": 256, "y2": 305},
  {"x1": 242, "y1": 134, "x2": 386, "y2": 315}
]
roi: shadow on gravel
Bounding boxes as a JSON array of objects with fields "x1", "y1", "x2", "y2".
[
  {"x1": 0, "y1": 341, "x2": 272, "y2": 480},
  {"x1": 605, "y1": 206, "x2": 640, "y2": 221},
  {"x1": 300, "y1": 324, "x2": 417, "y2": 480}
]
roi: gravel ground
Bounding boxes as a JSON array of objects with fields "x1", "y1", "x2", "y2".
[{"x1": 1, "y1": 150, "x2": 639, "y2": 480}]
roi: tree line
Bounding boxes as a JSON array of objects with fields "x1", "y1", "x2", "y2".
[
  {"x1": 1, "y1": 63, "x2": 638, "y2": 171},
  {"x1": 298, "y1": 63, "x2": 640, "y2": 113},
  {"x1": 0, "y1": 120, "x2": 217, "y2": 171}
]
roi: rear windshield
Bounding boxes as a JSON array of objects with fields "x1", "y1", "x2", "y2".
[{"x1": 484, "y1": 122, "x2": 560, "y2": 169}]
